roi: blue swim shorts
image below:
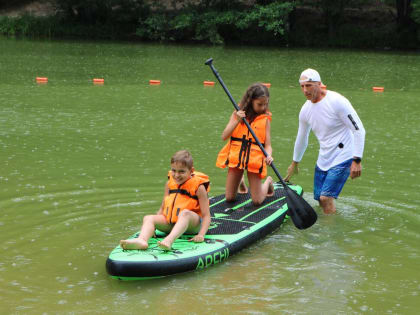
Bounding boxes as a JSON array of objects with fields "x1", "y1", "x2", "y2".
[{"x1": 313, "y1": 159, "x2": 352, "y2": 201}]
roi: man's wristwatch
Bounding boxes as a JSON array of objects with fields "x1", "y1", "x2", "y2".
[{"x1": 353, "y1": 157, "x2": 362, "y2": 164}]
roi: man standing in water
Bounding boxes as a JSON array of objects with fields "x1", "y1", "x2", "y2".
[{"x1": 285, "y1": 69, "x2": 366, "y2": 214}]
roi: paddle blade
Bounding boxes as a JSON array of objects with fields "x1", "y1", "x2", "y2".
[{"x1": 285, "y1": 185, "x2": 317, "y2": 229}]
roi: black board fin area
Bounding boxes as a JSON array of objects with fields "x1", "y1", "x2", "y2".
[{"x1": 207, "y1": 183, "x2": 300, "y2": 234}]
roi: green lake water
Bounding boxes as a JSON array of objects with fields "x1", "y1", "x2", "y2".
[{"x1": 1, "y1": 38, "x2": 419, "y2": 314}]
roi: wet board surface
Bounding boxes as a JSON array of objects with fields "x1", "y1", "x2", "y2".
[{"x1": 106, "y1": 183, "x2": 303, "y2": 280}]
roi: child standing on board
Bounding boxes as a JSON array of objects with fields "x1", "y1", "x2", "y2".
[
  {"x1": 217, "y1": 83, "x2": 274, "y2": 205},
  {"x1": 120, "y1": 150, "x2": 211, "y2": 251}
]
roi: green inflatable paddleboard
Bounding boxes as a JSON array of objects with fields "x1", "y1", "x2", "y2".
[{"x1": 106, "y1": 183, "x2": 303, "y2": 280}]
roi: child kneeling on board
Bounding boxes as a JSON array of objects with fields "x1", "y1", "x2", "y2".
[{"x1": 217, "y1": 82, "x2": 274, "y2": 205}]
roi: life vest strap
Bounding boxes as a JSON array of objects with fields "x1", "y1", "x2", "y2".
[
  {"x1": 168, "y1": 189, "x2": 199, "y2": 200},
  {"x1": 230, "y1": 136, "x2": 264, "y2": 147},
  {"x1": 231, "y1": 136, "x2": 264, "y2": 171}
]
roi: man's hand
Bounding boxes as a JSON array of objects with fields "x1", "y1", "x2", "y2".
[
  {"x1": 350, "y1": 161, "x2": 362, "y2": 179},
  {"x1": 285, "y1": 161, "x2": 299, "y2": 182}
]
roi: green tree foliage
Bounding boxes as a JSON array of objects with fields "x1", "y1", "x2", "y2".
[
  {"x1": 0, "y1": 14, "x2": 57, "y2": 37},
  {"x1": 136, "y1": 0, "x2": 295, "y2": 44},
  {"x1": 52, "y1": 0, "x2": 151, "y2": 38},
  {"x1": 300, "y1": 0, "x2": 365, "y2": 44},
  {"x1": 54, "y1": 0, "x2": 149, "y2": 23},
  {"x1": 239, "y1": 1, "x2": 294, "y2": 36},
  {"x1": 393, "y1": 0, "x2": 418, "y2": 47},
  {"x1": 410, "y1": 0, "x2": 420, "y2": 23}
]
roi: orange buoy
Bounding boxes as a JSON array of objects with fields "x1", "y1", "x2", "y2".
[
  {"x1": 372, "y1": 87, "x2": 384, "y2": 92},
  {"x1": 203, "y1": 81, "x2": 215, "y2": 86},
  {"x1": 36, "y1": 77, "x2": 48, "y2": 83},
  {"x1": 321, "y1": 83, "x2": 327, "y2": 90},
  {"x1": 149, "y1": 80, "x2": 161, "y2": 85},
  {"x1": 93, "y1": 78, "x2": 104, "y2": 84},
  {"x1": 262, "y1": 83, "x2": 271, "y2": 88}
]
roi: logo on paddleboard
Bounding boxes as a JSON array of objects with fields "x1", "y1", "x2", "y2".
[{"x1": 196, "y1": 248, "x2": 229, "y2": 269}]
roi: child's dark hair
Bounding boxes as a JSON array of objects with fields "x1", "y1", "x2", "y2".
[
  {"x1": 239, "y1": 83, "x2": 270, "y2": 122},
  {"x1": 171, "y1": 150, "x2": 194, "y2": 169}
]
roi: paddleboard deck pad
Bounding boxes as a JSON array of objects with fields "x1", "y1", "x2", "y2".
[{"x1": 106, "y1": 183, "x2": 303, "y2": 280}]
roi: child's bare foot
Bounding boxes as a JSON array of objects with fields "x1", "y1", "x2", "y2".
[
  {"x1": 157, "y1": 240, "x2": 172, "y2": 251},
  {"x1": 120, "y1": 238, "x2": 148, "y2": 250},
  {"x1": 238, "y1": 178, "x2": 248, "y2": 194},
  {"x1": 267, "y1": 177, "x2": 274, "y2": 197}
]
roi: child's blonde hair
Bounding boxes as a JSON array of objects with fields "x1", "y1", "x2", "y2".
[{"x1": 171, "y1": 150, "x2": 194, "y2": 169}]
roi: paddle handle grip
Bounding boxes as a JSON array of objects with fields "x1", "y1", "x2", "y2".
[{"x1": 205, "y1": 58, "x2": 287, "y2": 187}]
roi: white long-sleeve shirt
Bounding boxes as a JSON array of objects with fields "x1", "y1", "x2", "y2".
[{"x1": 293, "y1": 90, "x2": 365, "y2": 171}]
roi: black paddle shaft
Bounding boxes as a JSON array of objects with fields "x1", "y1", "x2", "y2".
[{"x1": 205, "y1": 58, "x2": 287, "y2": 186}]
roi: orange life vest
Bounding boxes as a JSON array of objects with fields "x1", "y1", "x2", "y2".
[
  {"x1": 163, "y1": 171, "x2": 210, "y2": 224},
  {"x1": 216, "y1": 113, "x2": 271, "y2": 178}
]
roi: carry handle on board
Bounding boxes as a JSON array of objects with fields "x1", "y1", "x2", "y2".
[{"x1": 205, "y1": 57, "x2": 317, "y2": 230}]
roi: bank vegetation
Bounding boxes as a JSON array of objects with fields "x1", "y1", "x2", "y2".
[{"x1": 0, "y1": 0, "x2": 419, "y2": 49}]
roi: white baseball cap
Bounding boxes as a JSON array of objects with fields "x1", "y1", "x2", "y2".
[{"x1": 299, "y1": 68, "x2": 321, "y2": 84}]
